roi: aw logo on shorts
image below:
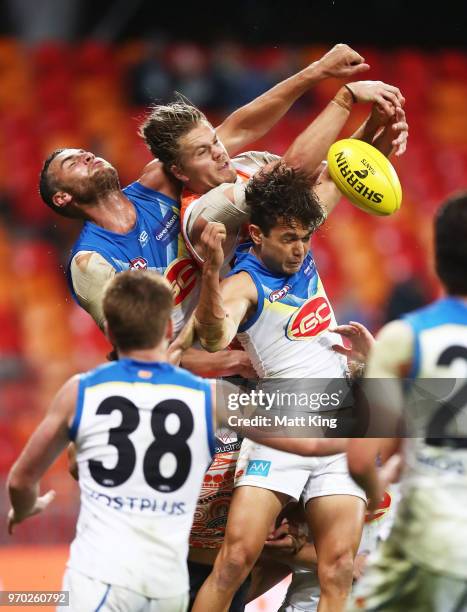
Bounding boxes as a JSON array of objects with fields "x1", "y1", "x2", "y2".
[
  {"x1": 129, "y1": 257, "x2": 148, "y2": 270},
  {"x1": 286, "y1": 296, "x2": 332, "y2": 340},
  {"x1": 165, "y1": 257, "x2": 199, "y2": 306},
  {"x1": 246, "y1": 460, "x2": 271, "y2": 477}
]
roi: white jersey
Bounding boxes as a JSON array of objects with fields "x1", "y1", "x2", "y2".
[
  {"x1": 67, "y1": 358, "x2": 214, "y2": 598},
  {"x1": 393, "y1": 297, "x2": 467, "y2": 578},
  {"x1": 229, "y1": 245, "x2": 347, "y2": 381}
]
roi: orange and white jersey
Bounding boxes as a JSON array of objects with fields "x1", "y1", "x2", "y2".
[{"x1": 180, "y1": 151, "x2": 280, "y2": 272}]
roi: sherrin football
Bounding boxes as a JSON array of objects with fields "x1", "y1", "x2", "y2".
[{"x1": 327, "y1": 139, "x2": 402, "y2": 216}]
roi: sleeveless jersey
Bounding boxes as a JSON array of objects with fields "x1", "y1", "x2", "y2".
[
  {"x1": 229, "y1": 244, "x2": 347, "y2": 380},
  {"x1": 392, "y1": 297, "x2": 467, "y2": 578},
  {"x1": 67, "y1": 358, "x2": 215, "y2": 598},
  {"x1": 67, "y1": 181, "x2": 199, "y2": 335}
]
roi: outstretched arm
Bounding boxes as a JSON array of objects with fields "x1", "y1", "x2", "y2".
[
  {"x1": 217, "y1": 44, "x2": 370, "y2": 156},
  {"x1": 284, "y1": 80, "x2": 404, "y2": 182},
  {"x1": 7, "y1": 376, "x2": 78, "y2": 533}
]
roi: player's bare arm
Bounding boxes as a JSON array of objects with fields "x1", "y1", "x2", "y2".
[
  {"x1": 217, "y1": 43, "x2": 370, "y2": 157},
  {"x1": 7, "y1": 376, "x2": 78, "y2": 534},
  {"x1": 283, "y1": 80, "x2": 404, "y2": 174},
  {"x1": 70, "y1": 251, "x2": 116, "y2": 331},
  {"x1": 194, "y1": 222, "x2": 257, "y2": 351}
]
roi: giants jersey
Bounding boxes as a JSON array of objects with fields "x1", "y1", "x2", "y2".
[
  {"x1": 229, "y1": 244, "x2": 347, "y2": 379},
  {"x1": 181, "y1": 151, "x2": 279, "y2": 270},
  {"x1": 393, "y1": 297, "x2": 467, "y2": 578},
  {"x1": 190, "y1": 431, "x2": 242, "y2": 549},
  {"x1": 67, "y1": 181, "x2": 199, "y2": 335},
  {"x1": 67, "y1": 359, "x2": 214, "y2": 598}
]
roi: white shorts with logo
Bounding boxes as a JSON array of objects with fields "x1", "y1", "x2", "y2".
[
  {"x1": 60, "y1": 568, "x2": 189, "y2": 612},
  {"x1": 234, "y1": 439, "x2": 365, "y2": 504}
]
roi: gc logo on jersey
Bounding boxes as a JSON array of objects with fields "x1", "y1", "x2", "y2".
[
  {"x1": 286, "y1": 296, "x2": 332, "y2": 340},
  {"x1": 165, "y1": 257, "x2": 199, "y2": 306},
  {"x1": 129, "y1": 257, "x2": 148, "y2": 270}
]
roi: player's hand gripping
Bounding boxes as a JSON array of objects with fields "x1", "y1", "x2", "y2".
[
  {"x1": 371, "y1": 105, "x2": 409, "y2": 156},
  {"x1": 200, "y1": 222, "x2": 227, "y2": 273},
  {"x1": 345, "y1": 80, "x2": 405, "y2": 117},
  {"x1": 7, "y1": 490, "x2": 56, "y2": 535},
  {"x1": 312, "y1": 44, "x2": 370, "y2": 79}
]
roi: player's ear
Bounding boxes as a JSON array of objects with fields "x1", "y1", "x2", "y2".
[
  {"x1": 249, "y1": 224, "x2": 263, "y2": 246},
  {"x1": 170, "y1": 164, "x2": 189, "y2": 184},
  {"x1": 52, "y1": 191, "x2": 73, "y2": 209}
]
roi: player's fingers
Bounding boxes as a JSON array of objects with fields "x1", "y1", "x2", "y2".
[
  {"x1": 343, "y1": 63, "x2": 370, "y2": 75},
  {"x1": 348, "y1": 321, "x2": 370, "y2": 334},
  {"x1": 331, "y1": 344, "x2": 351, "y2": 356},
  {"x1": 380, "y1": 89, "x2": 402, "y2": 110},
  {"x1": 37, "y1": 490, "x2": 56, "y2": 512},
  {"x1": 7, "y1": 513, "x2": 14, "y2": 535},
  {"x1": 330, "y1": 325, "x2": 358, "y2": 336}
]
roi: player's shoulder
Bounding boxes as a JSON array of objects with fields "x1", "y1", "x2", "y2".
[
  {"x1": 233, "y1": 150, "x2": 280, "y2": 169},
  {"x1": 403, "y1": 297, "x2": 467, "y2": 332}
]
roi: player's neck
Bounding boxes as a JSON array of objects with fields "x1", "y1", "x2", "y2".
[
  {"x1": 118, "y1": 345, "x2": 168, "y2": 363},
  {"x1": 84, "y1": 190, "x2": 137, "y2": 233}
]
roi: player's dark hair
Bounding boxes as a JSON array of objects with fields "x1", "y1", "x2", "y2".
[
  {"x1": 139, "y1": 94, "x2": 207, "y2": 168},
  {"x1": 103, "y1": 270, "x2": 174, "y2": 351},
  {"x1": 435, "y1": 191, "x2": 467, "y2": 295},
  {"x1": 246, "y1": 162, "x2": 325, "y2": 236},
  {"x1": 39, "y1": 148, "x2": 75, "y2": 218}
]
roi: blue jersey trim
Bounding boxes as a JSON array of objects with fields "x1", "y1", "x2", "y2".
[
  {"x1": 94, "y1": 584, "x2": 111, "y2": 612},
  {"x1": 237, "y1": 269, "x2": 265, "y2": 332},
  {"x1": 123, "y1": 180, "x2": 179, "y2": 208},
  {"x1": 69, "y1": 375, "x2": 86, "y2": 441},
  {"x1": 204, "y1": 381, "x2": 216, "y2": 457}
]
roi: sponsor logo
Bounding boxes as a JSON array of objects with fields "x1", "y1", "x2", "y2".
[
  {"x1": 129, "y1": 257, "x2": 148, "y2": 270},
  {"x1": 354, "y1": 169, "x2": 368, "y2": 179},
  {"x1": 155, "y1": 211, "x2": 179, "y2": 246},
  {"x1": 287, "y1": 296, "x2": 332, "y2": 340},
  {"x1": 334, "y1": 151, "x2": 384, "y2": 204},
  {"x1": 165, "y1": 257, "x2": 198, "y2": 306},
  {"x1": 138, "y1": 230, "x2": 149, "y2": 247},
  {"x1": 246, "y1": 460, "x2": 271, "y2": 477},
  {"x1": 269, "y1": 284, "x2": 291, "y2": 303}
]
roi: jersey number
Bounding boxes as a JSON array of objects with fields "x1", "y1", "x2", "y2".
[
  {"x1": 88, "y1": 397, "x2": 194, "y2": 492},
  {"x1": 426, "y1": 346, "x2": 467, "y2": 449}
]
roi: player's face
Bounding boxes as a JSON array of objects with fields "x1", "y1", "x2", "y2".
[
  {"x1": 258, "y1": 220, "x2": 312, "y2": 275},
  {"x1": 49, "y1": 149, "x2": 119, "y2": 203},
  {"x1": 175, "y1": 121, "x2": 237, "y2": 193}
]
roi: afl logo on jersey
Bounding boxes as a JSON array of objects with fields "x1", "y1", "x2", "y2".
[
  {"x1": 286, "y1": 296, "x2": 332, "y2": 340},
  {"x1": 269, "y1": 284, "x2": 291, "y2": 303},
  {"x1": 129, "y1": 257, "x2": 148, "y2": 270},
  {"x1": 165, "y1": 257, "x2": 199, "y2": 306}
]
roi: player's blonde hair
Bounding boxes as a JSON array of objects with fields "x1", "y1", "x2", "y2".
[{"x1": 139, "y1": 95, "x2": 207, "y2": 169}]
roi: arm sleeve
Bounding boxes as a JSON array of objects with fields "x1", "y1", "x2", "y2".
[{"x1": 70, "y1": 251, "x2": 116, "y2": 330}]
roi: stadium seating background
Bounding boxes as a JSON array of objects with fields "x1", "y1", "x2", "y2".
[{"x1": 0, "y1": 36, "x2": 466, "y2": 608}]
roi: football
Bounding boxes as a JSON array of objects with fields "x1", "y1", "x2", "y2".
[{"x1": 327, "y1": 138, "x2": 402, "y2": 215}]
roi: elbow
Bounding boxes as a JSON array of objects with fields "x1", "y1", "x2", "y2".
[{"x1": 199, "y1": 336, "x2": 228, "y2": 353}]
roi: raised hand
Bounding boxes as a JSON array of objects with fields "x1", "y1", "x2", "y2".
[
  {"x1": 200, "y1": 222, "x2": 227, "y2": 272},
  {"x1": 330, "y1": 321, "x2": 375, "y2": 364},
  {"x1": 313, "y1": 44, "x2": 370, "y2": 79},
  {"x1": 345, "y1": 80, "x2": 405, "y2": 116}
]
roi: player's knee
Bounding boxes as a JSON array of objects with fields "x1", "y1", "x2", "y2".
[
  {"x1": 318, "y1": 549, "x2": 354, "y2": 593},
  {"x1": 215, "y1": 542, "x2": 256, "y2": 588}
]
